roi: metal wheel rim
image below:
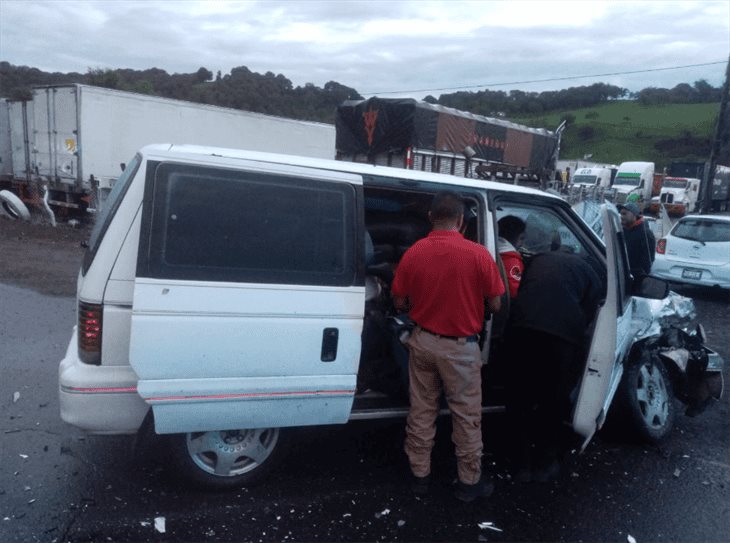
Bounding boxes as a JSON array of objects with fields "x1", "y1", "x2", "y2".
[
  {"x1": 636, "y1": 362, "x2": 669, "y2": 429},
  {"x1": 186, "y1": 427, "x2": 279, "y2": 478}
]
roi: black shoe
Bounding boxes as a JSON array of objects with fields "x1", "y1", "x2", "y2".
[
  {"x1": 411, "y1": 474, "x2": 431, "y2": 496},
  {"x1": 454, "y1": 477, "x2": 494, "y2": 502},
  {"x1": 532, "y1": 460, "x2": 560, "y2": 483}
]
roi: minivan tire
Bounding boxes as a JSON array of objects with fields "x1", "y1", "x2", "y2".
[
  {"x1": 612, "y1": 355, "x2": 676, "y2": 443},
  {"x1": 169, "y1": 427, "x2": 288, "y2": 490}
]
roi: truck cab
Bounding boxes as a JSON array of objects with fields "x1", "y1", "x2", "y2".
[
  {"x1": 613, "y1": 161, "x2": 655, "y2": 209},
  {"x1": 654, "y1": 177, "x2": 701, "y2": 216},
  {"x1": 571, "y1": 167, "x2": 612, "y2": 188}
]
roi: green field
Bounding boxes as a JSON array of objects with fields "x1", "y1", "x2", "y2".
[{"x1": 514, "y1": 101, "x2": 720, "y2": 169}]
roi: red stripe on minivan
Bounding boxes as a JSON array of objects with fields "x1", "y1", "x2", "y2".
[
  {"x1": 148, "y1": 389, "x2": 355, "y2": 402},
  {"x1": 64, "y1": 386, "x2": 138, "y2": 394}
]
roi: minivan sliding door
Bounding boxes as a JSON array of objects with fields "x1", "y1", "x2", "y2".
[{"x1": 130, "y1": 162, "x2": 365, "y2": 434}]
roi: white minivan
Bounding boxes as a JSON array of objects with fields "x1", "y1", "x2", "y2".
[{"x1": 59, "y1": 144, "x2": 720, "y2": 489}]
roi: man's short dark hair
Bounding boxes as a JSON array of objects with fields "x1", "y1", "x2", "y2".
[
  {"x1": 498, "y1": 215, "x2": 526, "y2": 245},
  {"x1": 430, "y1": 191, "x2": 465, "y2": 221}
]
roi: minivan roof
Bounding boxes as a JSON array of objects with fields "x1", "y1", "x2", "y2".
[{"x1": 140, "y1": 143, "x2": 562, "y2": 201}]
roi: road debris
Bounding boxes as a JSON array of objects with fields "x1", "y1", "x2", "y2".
[
  {"x1": 397, "y1": 520, "x2": 406, "y2": 527},
  {"x1": 478, "y1": 521, "x2": 503, "y2": 532},
  {"x1": 13, "y1": 391, "x2": 20, "y2": 403},
  {"x1": 628, "y1": 535, "x2": 637, "y2": 543},
  {"x1": 673, "y1": 469, "x2": 681, "y2": 478},
  {"x1": 154, "y1": 516, "x2": 166, "y2": 533},
  {"x1": 374, "y1": 508, "x2": 390, "y2": 519},
  {"x1": 19, "y1": 454, "x2": 28, "y2": 459}
]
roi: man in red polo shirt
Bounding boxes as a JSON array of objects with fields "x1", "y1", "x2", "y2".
[{"x1": 391, "y1": 191, "x2": 504, "y2": 502}]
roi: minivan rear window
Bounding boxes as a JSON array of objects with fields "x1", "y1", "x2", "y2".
[
  {"x1": 141, "y1": 163, "x2": 359, "y2": 286},
  {"x1": 673, "y1": 219, "x2": 730, "y2": 243},
  {"x1": 82, "y1": 153, "x2": 142, "y2": 275}
]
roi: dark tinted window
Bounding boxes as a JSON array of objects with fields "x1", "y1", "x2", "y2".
[
  {"x1": 144, "y1": 163, "x2": 358, "y2": 286},
  {"x1": 673, "y1": 219, "x2": 730, "y2": 243}
]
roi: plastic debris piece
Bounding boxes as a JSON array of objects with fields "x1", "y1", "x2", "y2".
[
  {"x1": 478, "y1": 522, "x2": 503, "y2": 532},
  {"x1": 19, "y1": 454, "x2": 28, "y2": 459},
  {"x1": 375, "y1": 508, "x2": 391, "y2": 519},
  {"x1": 140, "y1": 521, "x2": 150, "y2": 527},
  {"x1": 397, "y1": 520, "x2": 406, "y2": 527},
  {"x1": 343, "y1": 513, "x2": 352, "y2": 518},
  {"x1": 13, "y1": 392, "x2": 20, "y2": 403},
  {"x1": 673, "y1": 469, "x2": 681, "y2": 478},
  {"x1": 628, "y1": 535, "x2": 637, "y2": 543},
  {"x1": 154, "y1": 517, "x2": 166, "y2": 533},
  {"x1": 28, "y1": 499, "x2": 36, "y2": 504}
]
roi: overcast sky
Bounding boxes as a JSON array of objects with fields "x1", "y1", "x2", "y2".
[{"x1": 0, "y1": 0, "x2": 728, "y2": 99}]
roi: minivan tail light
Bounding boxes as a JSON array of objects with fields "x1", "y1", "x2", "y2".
[
  {"x1": 656, "y1": 238, "x2": 667, "y2": 255},
  {"x1": 78, "y1": 301, "x2": 102, "y2": 365}
]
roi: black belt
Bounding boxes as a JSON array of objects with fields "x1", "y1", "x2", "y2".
[{"x1": 417, "y1": 326, "x2": 479, "y2": 343}]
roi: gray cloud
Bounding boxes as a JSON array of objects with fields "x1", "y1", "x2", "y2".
[{"x1": 0, "y1": 0, "x2": 726, "y2": 98}]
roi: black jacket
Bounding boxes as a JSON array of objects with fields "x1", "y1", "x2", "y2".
[
  {"x1": 509, "y1": 251, "x2": 604, "y2": 345},
  {"x1": 624, "y1": 219, "x2": 656, "y2": 277}
]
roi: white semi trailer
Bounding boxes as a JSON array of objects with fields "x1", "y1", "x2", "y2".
[{"x1": 0, "y1": 84, "x2": 336, "y2": 215}]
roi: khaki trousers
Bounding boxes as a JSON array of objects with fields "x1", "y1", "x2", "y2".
[{"x1": 404, "y1": 328, "x2": 483, "y2": 485}]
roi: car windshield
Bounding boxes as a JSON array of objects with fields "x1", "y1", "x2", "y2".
[
  {"x1": 613, "y1": 174, "x2": 641, "y2": 186},
  {"x1": 663, "y1": 179, "x2": 688, "y2": 189},
  {"x1": 572, "y1": 175, "x2": 597, "y2": 185},
  {"x1": 673, "y1": 219, "x2": 730, "y2": 243}
]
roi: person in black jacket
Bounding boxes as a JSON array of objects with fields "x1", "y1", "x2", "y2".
[
  {"x1": 505, "y1": 250, "x2": 604, "y2": 483},
  {"x1": 619, "y1": 202, "x2": 656, "y2": 277}
]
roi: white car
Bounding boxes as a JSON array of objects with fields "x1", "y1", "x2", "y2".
[{"x1": 652, "y1": 215, "x2": 730, "y2": 293}]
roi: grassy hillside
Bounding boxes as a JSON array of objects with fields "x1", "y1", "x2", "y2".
[{"x1": 513, "y1": 101, "x2": 720, "y2": 169}]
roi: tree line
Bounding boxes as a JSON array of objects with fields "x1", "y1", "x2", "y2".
[{"x1": 0, "y1": 61, "x2": 722, "y2": 124}]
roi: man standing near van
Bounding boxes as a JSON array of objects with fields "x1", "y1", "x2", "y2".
[
  {"x1": 619, "y1": 202, "x2": 656, "y2": 277},
  {"x1": 391, "y1": 191, "x2": 505, "y2": 502}
]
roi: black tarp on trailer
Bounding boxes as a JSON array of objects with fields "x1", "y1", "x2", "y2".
[{"x1": 335, "y1": 97, "x2": 559, "y2": 175}]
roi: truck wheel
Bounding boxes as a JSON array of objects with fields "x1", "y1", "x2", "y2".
[
  {"x1": 0, "y1": 190, "x2": 31, "y2": 221},
  {"x1": 169, "y1": 427, "x2": 287, "y2": 489},
  {"x1": 612, "y1": 356, "x2": 676, "y2": 443}
]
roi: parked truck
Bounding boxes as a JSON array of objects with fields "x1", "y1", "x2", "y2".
[
  {"x1": 668, "y1": 160, "x2": 730, "y2": 212},
  {"x1": 612, "y1": 161, "x2": 655, "y2": 209},
  {"x1": 0, "y1": 84, "x2": 336, "y2": 217},
  {"x1": 335, "y1": 97, "x2": 561, "y2": 185},
  {"x1": 648, "y1": 177, "x2": 701, "y2": 216}
]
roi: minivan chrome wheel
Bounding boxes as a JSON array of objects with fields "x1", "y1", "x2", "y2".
[
  {"x1": 170, "y1": 427, "x2": 286, "y2": 489},
  {"x1": 608, "y1": 355, "x2": 676, "y2": 443},
  {"x1": 187, "y1": 428, "x2": 280, "y2": 477},
  {"x1": 636, "y1": 363, "x2": 670, "y2": 429}
]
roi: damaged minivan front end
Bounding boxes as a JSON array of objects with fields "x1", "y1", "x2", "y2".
[{"x1": 629, "y1": 292, "x2": 724, "y2": 419}]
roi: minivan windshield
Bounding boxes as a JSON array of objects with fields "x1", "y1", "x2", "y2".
[{"x1": 82, "y1": 153, "x2": 141, "y2": 275}]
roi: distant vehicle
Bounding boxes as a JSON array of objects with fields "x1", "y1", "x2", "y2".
[
  {"x1": 648, "y1": 177, "x2": 701, "y2": 216},
  {"x1": 0, "y1": 84, "x2": 336, "y2": 216},
  {"x1": 669, "y1": 160, "x2": 730, "y2": 212},
  {"x1": 653, "y1": 215, "x2": 730, "y2": 293},
  {"x1": 335, "y1": 97, "x2": 562, "y2": 185},
  {"x1": 571, "y1": 167, "x2": 612, "y2": 188},
  {"x1": 613, "y1": 161, "x2": 655, "y2": 208}
]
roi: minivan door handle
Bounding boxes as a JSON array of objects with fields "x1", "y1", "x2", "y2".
[{"x1": 321, "y1": 328, "x2": 339, "y2": 362}]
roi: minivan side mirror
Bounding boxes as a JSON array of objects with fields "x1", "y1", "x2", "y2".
[{"x1": 632, "y1": 275, "x2": 670, "y2": 299}]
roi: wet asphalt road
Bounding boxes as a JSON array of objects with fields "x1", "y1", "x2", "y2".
[{"x1": 1, "y1": 282, "x2": 728, "y2": 543}]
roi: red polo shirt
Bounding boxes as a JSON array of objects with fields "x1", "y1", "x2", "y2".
[{"x1": 391, "y1": 230, "x2": 505, "y2": 336}]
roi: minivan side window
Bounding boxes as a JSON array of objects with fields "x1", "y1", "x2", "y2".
[
  {"x1": 82, "y1": 153, "x2": 142, "y2": 275},
  {"x1": 140, "y1": 163, "x2": 359, "y2": 286}
]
